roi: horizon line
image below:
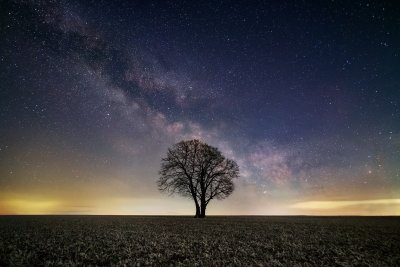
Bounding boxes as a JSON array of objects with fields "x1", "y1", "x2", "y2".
[{"x1": 1, "y1": 214, "x2": 399, "y2": 217}]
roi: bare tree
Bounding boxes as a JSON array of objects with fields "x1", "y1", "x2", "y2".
[{"x1": 157, "y1": 139, "x2": 239, "y2": 218}]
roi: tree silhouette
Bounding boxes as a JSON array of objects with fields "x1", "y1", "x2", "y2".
[{"x1": 157, "y1": 139, "x2": 239, "y2": 218}]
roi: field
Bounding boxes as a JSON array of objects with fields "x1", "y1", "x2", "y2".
[{"x1": 0, "y1": 216, "x2": 399, "y2": 266}]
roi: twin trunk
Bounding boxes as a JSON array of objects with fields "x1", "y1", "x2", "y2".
[{"x1": 194, "y1": 202, "x2": 207, "y2": 218}]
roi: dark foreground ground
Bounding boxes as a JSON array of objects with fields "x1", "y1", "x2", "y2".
[{"x1": 0, "y1": 216, "x2": 399, "y2": 266}]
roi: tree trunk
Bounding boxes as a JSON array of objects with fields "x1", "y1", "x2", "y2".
[
  {"x1": 199, "y1": 202, "x2": 206, "y2": 218},
  {"x1": 194, "y1": 203, "x2": 200, "y2": 218}
]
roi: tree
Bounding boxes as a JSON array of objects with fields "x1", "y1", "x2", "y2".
[{"x1": 157, "y1": 139, "x2": 239, "y2": 218}]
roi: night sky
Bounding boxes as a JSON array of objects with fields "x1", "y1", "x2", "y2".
[{"x1": 1, "y1": 0, "x2": 399, "y2": 215}]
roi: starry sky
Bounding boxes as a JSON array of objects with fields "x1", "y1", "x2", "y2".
[{"x1": 1, "y1": 0, "x2": 399, "y2": 215}]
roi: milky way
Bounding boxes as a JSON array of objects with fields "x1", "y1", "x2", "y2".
[{"x1": 0, "y1": 0, "x2": 399, "y2": 215}]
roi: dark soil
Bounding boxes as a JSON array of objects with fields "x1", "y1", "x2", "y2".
[{"x1": 1, "y1": 216, "x2": 399, "y2": 266}]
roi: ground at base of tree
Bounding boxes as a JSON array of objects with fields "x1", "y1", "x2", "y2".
[{"x1": 0, "y1": 216, "x2": 399, "y2": 266}]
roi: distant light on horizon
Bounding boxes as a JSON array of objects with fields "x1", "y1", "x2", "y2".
[{"x1": 291, "y1": 199, "x2": 400, "y2": 214}]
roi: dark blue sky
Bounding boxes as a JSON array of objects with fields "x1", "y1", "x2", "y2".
[{"x1": 0, "y1": 0, "x2": 399, "y2": 215}]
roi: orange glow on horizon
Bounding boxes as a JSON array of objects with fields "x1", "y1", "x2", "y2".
[{"x1": 1, "y1": 193, "x2": 400, "y2": 216}]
